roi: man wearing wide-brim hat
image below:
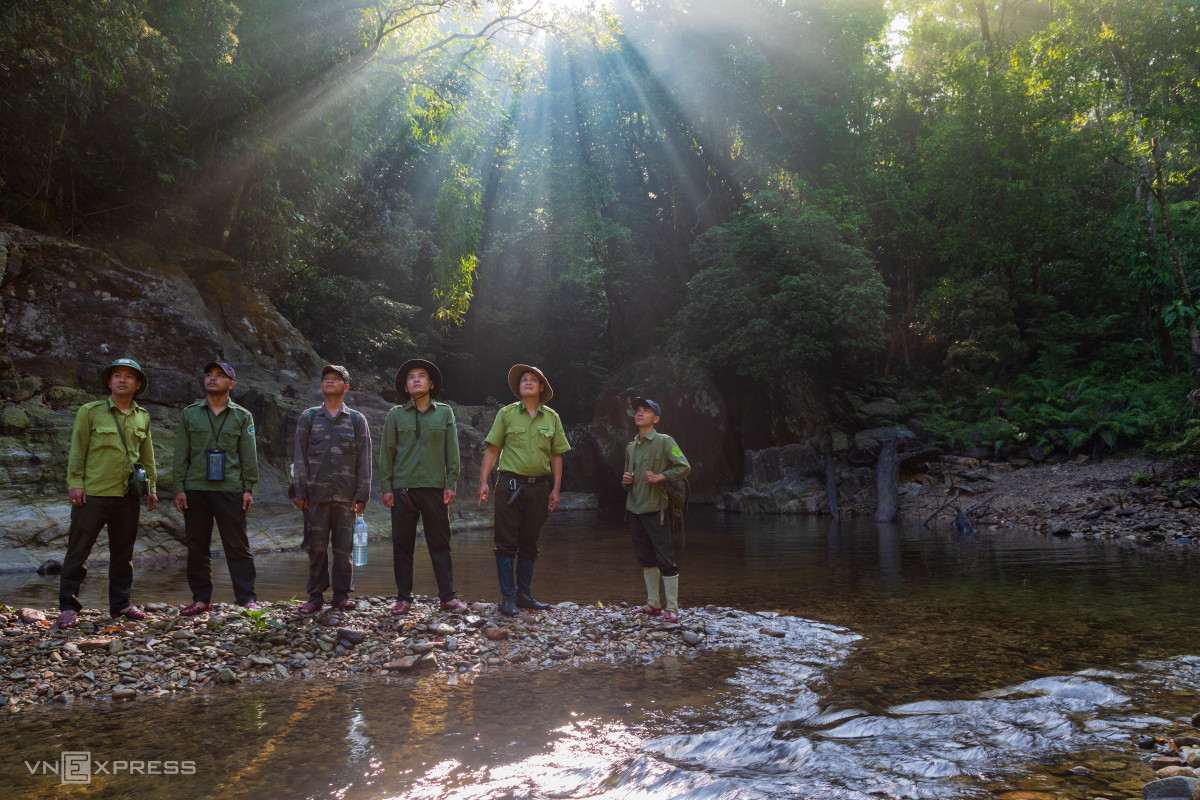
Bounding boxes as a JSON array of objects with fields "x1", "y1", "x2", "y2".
[
  {"x1": 56, "y1": 358, "x2": 158, "y2": 629},
  {"x1": 379, "y1": 358, "x2": 469, "y2": 616},
  {"x1": 477, "y1": 364, "x2": 571, "y2": 616}
]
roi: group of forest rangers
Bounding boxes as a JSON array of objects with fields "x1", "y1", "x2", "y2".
[{"x1": 55, "y1": 357, "x2": 689, "y2": 628}]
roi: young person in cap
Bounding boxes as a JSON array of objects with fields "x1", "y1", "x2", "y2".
[
  {"x1": 171, "y1": 361, "x2": 261, "y2": 614},
  {"x1": 477, "y1": 364, "x2": 571, "y2": 616},
  {"x1": 292, "y1": 365, "x2": 372, "y2": 614},
  {"x1": 380, "y1": 358, "x2": 469, "y2": 616},
  {"x1": 621, "y1": 397, "x2": 690, "y2": 623},
  {"x1": 56, "y1": 358, "x2": 158, "y2": 629}
]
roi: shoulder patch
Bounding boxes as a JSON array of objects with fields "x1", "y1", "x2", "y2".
[
  {"x1": 671, "y1": 445, "x2": 683, "y2": 458},
  {"x1": 248, "y1": 423, "x2": 256, "y2": 436}
]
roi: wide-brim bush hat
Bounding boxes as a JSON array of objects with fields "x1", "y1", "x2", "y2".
[
  {"x1": 508, "y1": 364, "x2": 552, "y2": 404},
  {"x1": 396, "y1": 358, "x2": 441, "y2": 398},
  {"x1": 102, "y1": 358, "x2": 147, "y2": 396}
]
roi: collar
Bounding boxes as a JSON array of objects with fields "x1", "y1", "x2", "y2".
[
  {"x1": 106, "y1": 397, "x2": 141, "y2": 414},
  {"x1": 319, "y1": 403, "x2": 349, "y2": 418},
  {"x1": 636, "y1": 429, "x2": 658, "y2": 442},
  {"x1": 403, "y1": 399, "x2": 439, "y2": 414}
]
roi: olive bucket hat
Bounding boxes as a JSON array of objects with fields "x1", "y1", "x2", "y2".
[
  {"x1": 395, "y1": 358, "x2": 442, "y2": 398},
  {"x1": 102, "y1": 358, "x2": 148, "y2": 396},
  {"x1": 507, "y1": 364, "x2": 553, "y2": 404}
]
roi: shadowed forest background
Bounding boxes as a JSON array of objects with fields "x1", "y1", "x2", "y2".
[{"x1": 3, "y1": 0, "x2": 1200, "y2": 465}]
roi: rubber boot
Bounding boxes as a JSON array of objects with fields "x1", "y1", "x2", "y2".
[
  {"x1": 515, "y1": 558, "x2": 551, "y2": 610},
  {"x1": 663, "y1": 574, "x2": 679, "y2": 613},
  {"x1": 640, "y1": 567, "x2": 662, "y2": 614},
  {"x1": 496, "y1": 556, "x2": 519, "y2": 617}
]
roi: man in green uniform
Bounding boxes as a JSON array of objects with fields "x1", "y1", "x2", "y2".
[
  {"x1": 622, "y1": 397, "x2": 690, "y2": 623},
  {"x1": 56, "y1": 358, "x2": 158, "y2": 629},
  {"x1": 477, "y1": 364, "x2": 571, "y2": 616},
  {"x1": 380, "y1": 358, "x2": 469, "y2": 616},
  {"x1": 292, "y1": 365, "x2": 372, "y2": 614},
  {"x1": 172, "y1": 361, "x2": 261, "y2": 614}
]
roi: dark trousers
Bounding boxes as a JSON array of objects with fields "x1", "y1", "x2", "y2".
[
  {"x1": 492, "y1": 478, "x2": 549, "y2": 561},
  {"x1": 630, "y1": 510, "x2": 678, "y2": 577},
  {"x1": 303, "y1": 501, "x2": 355, "y2": 605},
  {"x1": 183, "y1": 490, "x2": 257, "y2": 605},
  {"x1": 59, "y1": 493, "x2": 140, "y2": 613},
  {"x1": 391, "y1": 488, "x2": 455, "y2": 601}
]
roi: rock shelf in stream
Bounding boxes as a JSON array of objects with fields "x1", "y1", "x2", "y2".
[{"x1": 0, "y1": 599, "x2": 772, "y2": 709}]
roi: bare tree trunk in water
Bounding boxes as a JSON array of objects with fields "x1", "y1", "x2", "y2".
[
  {"x1": 825, "y1": 456, "x2": 840, "y2": 518},
  {"x1": 875, "y1": 440, "x2": 899, "y2": 523}
]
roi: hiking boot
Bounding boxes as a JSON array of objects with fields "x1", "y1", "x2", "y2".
[
  {"x1": 516, "y1": 592, "x2": 551, "y2": 611},
  {"x1": 498, "y1": 596, "x2": 520, "y2": 617}
]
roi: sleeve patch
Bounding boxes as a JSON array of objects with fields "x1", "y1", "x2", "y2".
[
  {"x1": 248, "y1": 424, "x2": 256, "y2": 436},
  {"x1": 671, "y1": 446, "x2": 683, "y2": 458}
]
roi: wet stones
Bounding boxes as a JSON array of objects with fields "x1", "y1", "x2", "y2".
[
  {"x1": 1141, "y1": 776, "x2": 1197, "y2": 800},
  {"x1": 0, "y1": 597, "x2": 730, "y2": 709}
]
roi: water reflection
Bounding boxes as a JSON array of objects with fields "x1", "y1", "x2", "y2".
[{"x1": 3, "y1": 510, "x2": 1198, "y2": 799}]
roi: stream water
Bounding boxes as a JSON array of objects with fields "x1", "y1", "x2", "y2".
[{"x1": 2, "y1": 508, "x2": 1198, "y2": 799}]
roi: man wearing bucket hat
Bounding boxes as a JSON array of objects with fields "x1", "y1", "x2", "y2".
[
  {"x1": 621, "y1": 397, "x2": 690, "y2": 623},
  {"x1": 477, "y1": 364, "x2": 571, "y2": 617},
  {"x1": 380, "y1": 358, "x2": 469, "y2": 616},
  {"x1": 56, "y1": 358, "x2": 158, "y2": 629},
  {"x1": 292, "y1": 365, "x2": 372, "y2": 614},
  {"x1": 171, "y1": 361, "x2": 261, "y2": 614}
]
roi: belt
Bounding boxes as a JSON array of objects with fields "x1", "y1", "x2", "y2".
[{"x1": 499, "y1": 471, "x2": 548, "y2": 485}]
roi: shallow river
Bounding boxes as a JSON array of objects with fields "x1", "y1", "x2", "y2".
[{"x1": 3, "y1": 509, "x2": 1198, "y2": 799}]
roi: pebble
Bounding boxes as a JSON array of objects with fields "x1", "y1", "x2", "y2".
[{"x1": 0, "y1": 599, "x2": 720, "y2": 707}]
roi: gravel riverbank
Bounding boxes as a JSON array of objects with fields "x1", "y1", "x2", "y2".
[{"x1": 0, "y1": 599, "x2": 752, "y2": 710}]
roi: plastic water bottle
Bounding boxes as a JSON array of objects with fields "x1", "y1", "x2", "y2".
[{"x1": 352, "y1": 516, "x2": 369, "y2": 567}]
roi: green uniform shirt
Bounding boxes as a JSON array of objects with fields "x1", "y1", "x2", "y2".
[
  {"x1": 172, "y1": 400, "x2": 259, "y2": 493},
  {"x1": 67, "y1": 399, "x2": 157, "y2": 496},
  {"x1": 484, "y1": 402, "x2": 571, "y2": 477},
  {"x1": 379, "y1": 401, "x2": 460, "y2": 492},
  {"x1": 623, "y1": 429, "x2": 690, "y2": 514}
]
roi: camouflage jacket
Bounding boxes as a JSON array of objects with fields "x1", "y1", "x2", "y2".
[{"x1": 292, "y1": 405, "x2": 372, "y2": 504}]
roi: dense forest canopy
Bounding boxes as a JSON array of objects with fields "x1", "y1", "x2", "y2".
[{"x1": 2, "y1": 0, "x2": 1199, "y2": 459}]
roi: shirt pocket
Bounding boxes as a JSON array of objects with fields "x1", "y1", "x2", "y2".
[
  {"x1": 503, "y1": 427, "x2": 526, "y2": 449},
  {"x1": 217, "y1": 429, "x2": 241, "y2": 452},
  {"x1": 336, "y1": 431, "x2": 356, "y2": 456},
  {"x1": 93, "y1": 425, "x2": 125, "y2": 455}
]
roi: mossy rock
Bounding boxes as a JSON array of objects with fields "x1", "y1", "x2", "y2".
[
  {"x1": 0, "y1": 405, "x2": 30, "y2": 434},
  {"x1": 44, "y1": 385, "x2": 95, "y2": 408},
  {"x1": 0, "y1": 377, "x2": 40, "y2": 402}
]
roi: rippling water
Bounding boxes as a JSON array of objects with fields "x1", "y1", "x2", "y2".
[{"x1": 3, "y1": 509, "x2": 1196, "y2": 798}]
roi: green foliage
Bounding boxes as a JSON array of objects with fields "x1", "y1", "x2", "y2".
[{"x1": 673, "y1": 192, "x2": 887, "y2": 389}]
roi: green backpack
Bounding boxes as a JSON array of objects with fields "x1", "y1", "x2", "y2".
[{"x1": 666, "y1": 476, "x2": 690, "y2": 535}]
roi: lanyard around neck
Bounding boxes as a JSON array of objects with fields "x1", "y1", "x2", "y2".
[{"x1": 205, "y1": 405, "x2": 232, "y2": 443}]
